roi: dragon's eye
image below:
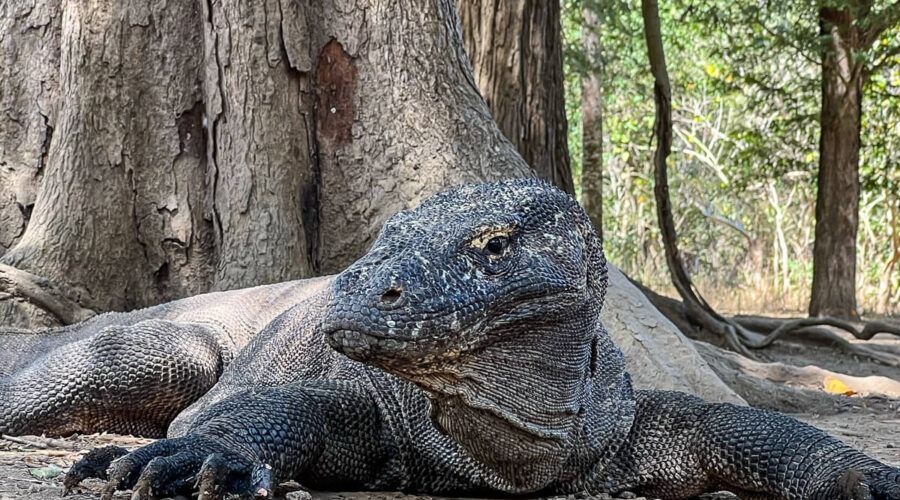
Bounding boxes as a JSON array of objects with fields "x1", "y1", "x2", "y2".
[{"x1": 485, "y1": 236, "x2": 509, "y2": 255}]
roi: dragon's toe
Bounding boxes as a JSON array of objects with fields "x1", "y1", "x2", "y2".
[
  {"x1": 836, "y1": 467, "x2": 900, "y2": 500},
  {"x1": 130, "y1": 452, "x2": 200, "y2": 499},
  {"x1": 63, "y1": 445, "x2": 128, "y2": 496},
  {"x1": 94, "y1": 438, "x2": 190, "y2": 500},
  {"x1": 194, "y1": 451, "x2": 270, "y2": 499},
  {"x1": 195, "y1": 453, "x2": 235, "y2": 500}
]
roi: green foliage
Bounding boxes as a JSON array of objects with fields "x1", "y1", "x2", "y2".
[{"x1": 562, "y1": 0, "x2": 900, "y2": 314}]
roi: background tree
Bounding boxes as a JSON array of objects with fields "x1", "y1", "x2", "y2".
[
  {"x1": 811, "y1": 0, "x2": 900, "y2": 319},
  {"x1": 587, "y1": 0, "x2": 900, "y2": 367},
  {"x1": 581, "y1": 3, "x2": 604, "y2": 239},
  {"x1": 457, "y1": 0, "x2": 575, "y2": 194}
]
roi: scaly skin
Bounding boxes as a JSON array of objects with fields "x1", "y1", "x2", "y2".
[
  {"x1": 0, "y1": 278, "x2": 330, "y2": 436},
  {"x1": 2, "y1": 179, "x2": 898, "y2": 499}
]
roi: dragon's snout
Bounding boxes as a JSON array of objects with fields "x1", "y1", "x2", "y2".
[{"x1": 321, "y1": 263, "x2": 425, "y2": 365}]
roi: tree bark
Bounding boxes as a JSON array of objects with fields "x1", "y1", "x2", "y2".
[
  {"x1": 0, "y1": 0, "x2": 61, "y2": 257},
  {"x1": 1, "y1": 0, "x2": 215, "y2": 323},
  {"x1": 581, "y1": 8, "x2": 603, "y2": 239},
  {"x1": 809, "y1": 6, "x2": 863, "y2": 320},
  {"x1": 201, "y1": 0, "x2": 318, "y2": 291},
  {"x1": 457, "y1": 0, "x2": 574, "y2": 194},
  {"x1": 312, "y1": 0, "x2": 530, "y2": 274}
]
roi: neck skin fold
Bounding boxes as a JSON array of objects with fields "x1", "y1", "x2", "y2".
[{"x1": 417, "y1": 309, "x2": 612, "y2": 493}]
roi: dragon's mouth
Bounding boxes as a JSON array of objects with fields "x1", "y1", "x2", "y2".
[
  {"x1": 323, "y1": 314, "x2": 489, "y2": 377},
  {"x1": 325, "y1": 328, "x2": 408, "y2": 362}
]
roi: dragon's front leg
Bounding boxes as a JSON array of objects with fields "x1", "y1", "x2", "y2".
[{"x1": 65, "y1": 380, "x2": 393, "y2": 499}]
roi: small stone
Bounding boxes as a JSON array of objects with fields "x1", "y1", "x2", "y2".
[{"x1": 285, "y1": 490, "x2": 313, "y2": 500}]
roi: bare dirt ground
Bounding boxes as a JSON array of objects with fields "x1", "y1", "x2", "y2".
[
  {"x1": 1, "y1": 406, "x2": 897, "y2": 500},
  {"x1": 756, "y1": 330, "x2": 900, "y2": 381}
]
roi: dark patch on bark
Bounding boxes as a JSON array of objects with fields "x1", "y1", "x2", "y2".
[
  {"x1": 38, "y1": 114, "x2": 52, "y2": 178},
  {"x1": 177, "y1": 102, "x2": 207, "y2": 160},
  {"x1": 315, "y1": 40, "x2": 356, "y2": 144},
  {"x1": 153, "y1": 262, "x2": 170, "y2": 296},
  {"x1": 301, "y1": 176, "x2": 320, "y2": 274}
]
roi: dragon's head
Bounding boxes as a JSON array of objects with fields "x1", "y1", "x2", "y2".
[{"x1": 323, "y1": 179, "x2": 633, "y2": 492}]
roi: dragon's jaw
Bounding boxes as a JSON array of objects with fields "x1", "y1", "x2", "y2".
[
  {"x1": 324, "y1": 306, "x2": 597, "y2": 492},
  {"x1": 362, "y1": 317, "x2": 618, "y2": 493}
]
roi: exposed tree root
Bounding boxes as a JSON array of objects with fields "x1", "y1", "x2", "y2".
[
  {"x1": 696, "y1": 341, "x2": 900, "y2": 397},
  {"x1": 0, "y1": 264, "x2": 95, "y2": 326},
  {"x1": 734, "y1": 315, "x2": 900, "y2": 344},
  {"x1": 633, "y1": 278, "x2": 900, "y2": 367},
  {"x1": 694, "y1": 341, "x2": 899, "y2": 415}
]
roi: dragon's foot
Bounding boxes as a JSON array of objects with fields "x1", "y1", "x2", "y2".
[
  {"x1": 65, "y1": 437, "x2": 273, "y2": 500},
  {"x1": 63, "y1": 446, "x2": 129, "y2": 496}
]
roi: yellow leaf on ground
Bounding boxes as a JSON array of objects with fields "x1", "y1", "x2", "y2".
[{"x1": 824, "y1": 376, "x2": 856, "y2": 396}]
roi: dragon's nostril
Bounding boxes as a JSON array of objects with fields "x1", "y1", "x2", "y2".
[{"x1": 381, "y1": 287, "x2": 403, "y2": 304}]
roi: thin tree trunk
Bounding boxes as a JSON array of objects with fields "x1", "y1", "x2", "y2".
[
  {"x1": 457, "y1": 0, "x2": 574, "y2": 194},
  {"x1": 809, "y1": 6, "x2": 863, "y2": 320},
  {"x1": 581, "y1": 8, "x2": 603, "y2": 239},
  {"x1": 641, "y1": 0, "x2": 755, "y2": 357},
  {"x1": 642, "y1": 0, "x2": 679, "y2": 295}
]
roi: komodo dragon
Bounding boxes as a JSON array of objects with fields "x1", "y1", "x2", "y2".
[{"x1": 1, "y1": 179, "x2": 898, "y2": 500}]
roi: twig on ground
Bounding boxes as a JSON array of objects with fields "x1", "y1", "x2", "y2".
[{"x1": 1, "y1": 435, "x2": 48, "y2": 449}]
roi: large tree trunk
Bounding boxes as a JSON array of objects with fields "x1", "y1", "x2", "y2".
[
  {"x1": 457, "y1": 0, "x2": 574, "y2": 194},
  {"x1": 1, "y1": 0, "x2": 215, "y2": 323},
  {"x1": 581, "y1": 8, "x2": 603, "y2": 239},
  {"x1": 809, "y1": 6, "x2": 863, "y2": 320},
  {"x1": 0, "y1": 0, "x2": 530, "y2": 328}
]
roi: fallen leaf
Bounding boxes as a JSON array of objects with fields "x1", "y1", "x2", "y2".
[
  {"x1": 28, "y1": 464, "x2": 63, "y2": 479},
  {"x1": 824, "y1": 376, "x2": 857, "y2": 396}
]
